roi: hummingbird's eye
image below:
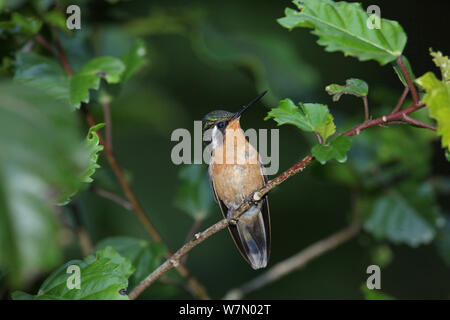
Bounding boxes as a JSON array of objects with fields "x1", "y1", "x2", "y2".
[{"x1": 217, "y1": 121, "x2": 226, "y2": 129}]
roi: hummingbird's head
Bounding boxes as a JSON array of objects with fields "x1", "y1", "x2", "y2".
[{"x1": 202, "y1": 90, "x2": 268, "y2": 136}]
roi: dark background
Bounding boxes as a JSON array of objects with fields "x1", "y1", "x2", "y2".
[{"x1": 4, "y1": 0, "x2": 450, "y2": 299}]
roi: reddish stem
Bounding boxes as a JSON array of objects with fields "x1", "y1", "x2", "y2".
[
  {"x1": 397, "y1": 56, "x2": 419, "y2": 105},
  {"x1": 392, "y1": 86, "x2": 409, "y2": 114},
  {"x1": 362, "y1": 96, "x2": 369, "y2": 121}
]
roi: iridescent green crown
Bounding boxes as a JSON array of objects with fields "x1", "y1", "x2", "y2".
[{"x1": 202, "y1": 110, "x2": 233, "y2": 131}]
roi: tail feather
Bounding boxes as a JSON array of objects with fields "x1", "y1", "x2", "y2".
[{"x1": 233, "y1": 205, "x2": 269, "y2": 269}]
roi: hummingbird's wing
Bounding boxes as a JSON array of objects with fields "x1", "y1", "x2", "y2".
[{"x1": 208, "y1": 166, "x2": 271, "y2": 269}]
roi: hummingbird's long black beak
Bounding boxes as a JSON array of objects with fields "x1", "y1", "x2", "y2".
[{"x1": 231, "y1": 90, "x2": 268, "y2": 120}]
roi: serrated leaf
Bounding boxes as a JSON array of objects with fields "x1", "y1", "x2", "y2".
[
  {"x1": 83, "y1": 124, "x2": 104, "y2": 183},
  {"x1": 0, "y1": 82, "x2": 92, "y2": 287},
  {"x1": 416, "y1": 71, "x2": 450, "y2": 150},
  {"x1": 70, "y1": 57, "x2": 125, "y2": 109},
  {"x1": 96, "y1": 237, "x2": 166, "y2": 286},
  {"x1": 265, "y1": 99, "x2": 336, "y2": 141},
  {"x1": 120, "y1": 39, "x2": 148, "y2": 82},
  {"x1": 326, "y1": 78, "x2": 368, "y2": 101},
  {"x1": 430, "y1": 49, "x2": 450, "y2": 83},
  {"x1": 174, "y1": 165, "x2": 214, "y2": 220},
  {"x1": 58, "y1": 124, "x2": 105, "y2": 204},
  {"x1": 363, "y1": 183, "x2": 443, "y2": 247},
  {"x1": 278, "y1": 0, "x2": 407, "y2": 65},
  {"x1": 311, "y1": 136, "x2": 351, "y2": 165},
  {"x1": 13, "y1": 52, "x2": 71, "y2": 108},
  {"x1": 12, "y1": 247, "x2": 134, "y2": 300}
]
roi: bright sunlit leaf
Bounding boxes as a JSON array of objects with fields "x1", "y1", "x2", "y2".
[
  {"x1": 416, "y1": 71, "x2": 450, "y2": 150},
  {"x1": 311, "y1": 136, "x2": 352, "y2": 164},
  {"x1": 265, "y1": 99, "x2": 336, "y2": 142}
]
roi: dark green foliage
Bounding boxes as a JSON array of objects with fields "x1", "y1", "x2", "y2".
[{"x1": 0, "y1": 0, "x2": 448, "y2": 300}]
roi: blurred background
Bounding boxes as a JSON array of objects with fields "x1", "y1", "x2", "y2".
[{"x1": 0, "y1": 0, "x2": 449, "y2": 299}]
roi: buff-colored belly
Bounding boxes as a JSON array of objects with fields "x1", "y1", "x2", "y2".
[{"x1": 210, "y1": 151, "x2": 264, "y2": 209}]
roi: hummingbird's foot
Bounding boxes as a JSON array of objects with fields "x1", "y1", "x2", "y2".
[
  {"x1": 252, "y1": 191, "x2": 263, "y2": 202},
  {"x1": 226, "y1": 210, "x2": 238, "y2": 225}
]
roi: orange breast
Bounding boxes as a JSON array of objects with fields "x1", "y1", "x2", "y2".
[{"x1": 210, "y1": 119, "x2": 264, "y2": 209}]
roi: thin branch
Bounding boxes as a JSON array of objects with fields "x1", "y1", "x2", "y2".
[
  {"x1": 53, "y1": 33, "x2": 73, "y2": 75},
  {"x1": 391, "y1": 86, "x2": 409, "y2": 114},
  {"x1": 315, "y1": 132, "x2": 323, "y2": 144},
  {"x1": 223, "y1": 221, "x2": 361, "y2": 300},
  {"x1": 402, "y1": 114, "x2": 437, "y2": 131},
  {"x1": 91, "y1": 186, "x2": 133, "y2": 211},
  {"x1": 181, "y1": 219, "x2": 203, "y2": 265},
  {"x1": 34, "y1": 34, "x2": 59, "y2": 58},
  {"x1": 100, "y1": 100, "x2": 113, "y2": 153},
  {"x1": 396, "y1": 56, "x2": 419, "y2": 105},
  {"x1": 37, "y1": 33, "x2": 210, "y2": 300},
  {"x1": 342, "y1": 102, "x2": 425, "y2": 137},
  {"x1": 362, "y1": 96, "x2": 369, "y2": 121}
]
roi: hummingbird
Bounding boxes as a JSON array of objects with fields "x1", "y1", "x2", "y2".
[{"x1": 202, "y1": 91, "x2": 270, "y2": 269}]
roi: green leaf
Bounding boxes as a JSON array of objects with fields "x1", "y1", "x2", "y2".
[
  {"x1": 96, "y1": 237, "x2": 166, "y2": 286},
  {"x1": 326, "y1": 78, "x2": 368, "y2": 102},
  {"x1": 43, "y1": 10, "x2": 67, "y2": 31},
  {"x1": 70, "y1": 57, "x2": 126, "y2": 109},
  {"x1": 430, "y1": 49, "x2": 450, "y2": 83},
  {"x1": 12, "y1": 247, "x2": 134, "y2": 300},
  {"x1": 83, "y1": 124, "x2": 105, "y2": 183},
  {"x1": 446, "y1": 150, "x2": 450, "y2": 162},
  {"x1": 0, "y1": 82, "x2": 92, "y2": 287},
  {"x1": 120, "y1": 39, "x2": 148, "y2": 82},
  {"x1": 174, "y1": 165, "x2": 214, "y2": 220},
  {"x1": 360, "y1": 284, "x2": 395, "y2": 300},
  {"x1": 13, "y1": 52, "x2": 71, "y2": 108},
  {"x1": 278, "y1": 0, "x2": 407, "y2": 65},
  {"x1": 265, "y1": 99, "x2": 336, "y2": 141},
  {"x1": 14, "y1": 54, "x2": 126, "y2": 110},
  {"x1": 392, "y1": 55, "x2": 416, "y2": 87},
  {"x1": 416, "y1": 71, "x2": 450, "y2": 150},
  {"x1": 363, "y1": 182, "x2": 443, "y2": 247},
  {"x1": 58, "y1": 124, "x2": 105, "y2": 204},
  {"x1": 311, "y1": 136, "x2": 352, "y2": 165},
  {"x1": 9, "y1": 12, "x2": 42, "y2": 35}
]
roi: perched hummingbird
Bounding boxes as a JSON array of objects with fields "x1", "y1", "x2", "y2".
[{"x1": 202, "y1": 91, "x2": 270, "y2": 269}]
